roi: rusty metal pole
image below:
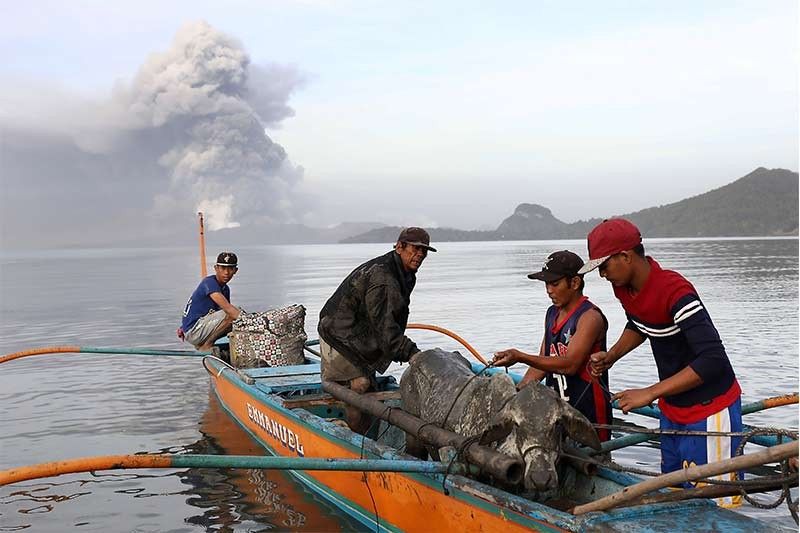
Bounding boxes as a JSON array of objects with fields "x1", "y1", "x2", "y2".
[
  {"x1": 322, "y1": 381, "x2": 523, "y2": 486},
  {"x1": 198, "y1": 212, "x2": 207, "y2": 278}
]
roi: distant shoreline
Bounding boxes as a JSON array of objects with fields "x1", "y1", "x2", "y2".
[{"x1": 2, "y1": 234, "x2": 797, "y2": 258}]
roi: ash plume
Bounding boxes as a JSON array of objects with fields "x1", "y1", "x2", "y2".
[{"x1": 1, "y1": 21, "x2": 305, "y2": 247}]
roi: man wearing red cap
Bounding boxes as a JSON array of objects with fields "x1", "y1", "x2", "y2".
[
  {"x1": 318, "y1": 227, "x2": 436, "y2": 434},
  {"x1": 581, "y1": 219, "x2": 742, "y2": 506}
]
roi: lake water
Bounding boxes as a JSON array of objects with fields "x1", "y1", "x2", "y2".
[{"x1": 1, "y1": 238, "x2": 797, "y2": 531}]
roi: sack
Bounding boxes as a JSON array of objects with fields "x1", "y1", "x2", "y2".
[{"x1": 229, "y1": 304, "x2": 307, "y2": 368}]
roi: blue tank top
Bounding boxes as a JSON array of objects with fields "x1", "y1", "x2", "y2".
[{"x1": 543, "y1": 296, "x2": 611, "y2": 441}]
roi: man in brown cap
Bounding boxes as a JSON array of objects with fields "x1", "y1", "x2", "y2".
[{"x1": 318, "y1": 227, "x2": 436, "y2": 434}]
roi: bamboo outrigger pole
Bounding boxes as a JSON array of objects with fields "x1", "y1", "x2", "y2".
[
  {"x1": 571, "y1": 440, "x2": 799, "y2": 515},
  {"x1": 619, "y1": 473, "x2": 798, "y2": 508},
  {"x1": 0, "y1": 454, "x2": 478, "y2": 487},
  {"x1": 598, "y1": 393, "x2": 799, "y2": 453},
  {"x1": 198, "y1": 212, "x2": 207, "y2": 278},
  {"x1": 0, "y1": 346, "x2": 210, "y2": 365}
]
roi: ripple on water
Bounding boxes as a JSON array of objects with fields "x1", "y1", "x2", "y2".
[{"x1": 0, "y1": 239, "x2": 797, "y2": 530}]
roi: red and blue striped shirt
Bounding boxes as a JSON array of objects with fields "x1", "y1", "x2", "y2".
[{"x1": 614, "y1": 257, "x2": 740, "y2": 424}]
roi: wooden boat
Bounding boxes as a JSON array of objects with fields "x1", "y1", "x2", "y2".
[
  {"x1": 183, "y1": 388, "x2": 368, "y2": 531},
  {"x1": 203, "y1": 352, "x2": 783, "y2": 532}
]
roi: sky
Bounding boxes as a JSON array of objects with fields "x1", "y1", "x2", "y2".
[{"x1": 1, "y1": 1, "x2": 797, "y2": 247}]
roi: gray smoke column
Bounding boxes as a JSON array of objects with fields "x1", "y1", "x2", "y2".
[
  {"x1": 0, "y1": 21, "x2": 304, "y2": 247},
  {"x1": 121, "y1": 21, "x2": 304, "y2": 230}
]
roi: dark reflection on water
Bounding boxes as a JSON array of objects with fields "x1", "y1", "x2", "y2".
[
  {"x1": 176, "y1": 391, "x2": 367, "y2": 532},
  {"x1": 0, "y1": 390, "x2": 366, "y2": 532},
  {"x1": 0, "y1": 239, "x2": 797, "y2": 530}
]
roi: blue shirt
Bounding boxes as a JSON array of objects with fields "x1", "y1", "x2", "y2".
[{"x1": 181, "y1": 276, "x2": 230, "y2": 331}]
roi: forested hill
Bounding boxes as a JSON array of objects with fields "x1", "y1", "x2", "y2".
[
  {"x1": 610, "y1": 167, "x2": 798, "y2": 237},
  {"x1": 343, "y1": 167, "x2": 798, "y2": 243}
]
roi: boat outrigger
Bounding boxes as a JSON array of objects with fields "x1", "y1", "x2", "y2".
[
  {"x1": 1, "y1": 335, "x2": 797, "y2": 531},
  {"x1": 199, "y1": 340, "x2": 797, "y2": 532},
  {"x1": 2, "y1": 215, "x2": 797, "y2": 531}
]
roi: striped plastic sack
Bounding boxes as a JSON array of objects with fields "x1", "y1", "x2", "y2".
[{"x1": 230, "y1": 304, "x2": 307, "y2": 367}]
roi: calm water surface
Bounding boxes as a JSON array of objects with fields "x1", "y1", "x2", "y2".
[{"x1": 1, "y1": 238, "x2": 797, "y2": 531}]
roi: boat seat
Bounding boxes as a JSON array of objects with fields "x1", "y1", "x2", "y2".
[
  {"x1": 243, "y1": 363, "x2": 398, "y2": 395},
  {"x1": 283, "y1": 390, "x2": 402, "y2": 408},
  {"x1": 243, "y1": 363, "x2": 323, "y2": 394}
]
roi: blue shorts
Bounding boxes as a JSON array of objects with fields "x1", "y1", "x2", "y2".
[{"x1": 660, "y1": 397, "x2": 743, "y2": 507}]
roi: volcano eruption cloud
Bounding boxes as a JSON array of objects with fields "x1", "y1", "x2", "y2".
[{"x1": 1, "y1": 21, "x2": 305, "y2": 247}]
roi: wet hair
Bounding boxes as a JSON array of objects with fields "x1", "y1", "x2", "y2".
[{"x1": 632, "y1": 243, "x2": 645, "y2": 257}]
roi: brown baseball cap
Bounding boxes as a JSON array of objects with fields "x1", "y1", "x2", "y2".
[{"x1": 397, "y1": 227, "x2": 437, "y2": 252}]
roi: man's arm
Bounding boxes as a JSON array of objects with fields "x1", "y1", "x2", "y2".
[
  {"x1": 516, "y1": 338, "x2": 546, "y2": 390},
  {"x1": 365, "y1": 283, "x2": 418, "y2": 362},
  {"x1": 209, "y1": 292, "x2": 240, "y2": 320},
  {"x1": 518, "y1": 366, "x2": 546, "y2": 386},
  {"x1": 613, "y1": 365, "x2": 703, "y2": 413},
  {"x1": 614, "y1": 293, "x2": 731, "y2": 412},
  {"x1": 672, "y1": 294, "x2": 730, "y2": 385},
  {"x1": 589, "y1": 325, "x2": 645, "y2": 376},
  {"x1": 495, "y1": 310, "x2": 605, "y2": 375}
]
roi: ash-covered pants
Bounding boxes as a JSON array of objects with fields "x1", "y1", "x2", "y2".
[{"x1": 319, "y1": 338, "x2": 373, "y2": 384}]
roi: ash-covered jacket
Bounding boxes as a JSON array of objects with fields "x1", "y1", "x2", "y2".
[{"x1": 318, "y1": 250, "x2": 419, "y2": 374}]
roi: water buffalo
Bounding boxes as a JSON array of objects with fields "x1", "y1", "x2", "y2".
[{"x1": 400, "y1": 348, "x2": 601, "y2": 495}]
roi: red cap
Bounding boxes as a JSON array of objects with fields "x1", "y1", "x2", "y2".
[{"x1": 577, "y1": 218, "x2": 641, "y2": 274}]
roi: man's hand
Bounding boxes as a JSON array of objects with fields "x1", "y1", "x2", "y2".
[
  {"x1": 612, "y1": 387, "x2": 656, "y2": 413},
  {"x1": 176, "y1": 328, "x2": 185, "y2": 341},
  {"x1": 589, "y1": 351, "x2": 615, "y2": 376},
  {"x1": 492, "y1": 349, "x2": 521, "y2": 367}
]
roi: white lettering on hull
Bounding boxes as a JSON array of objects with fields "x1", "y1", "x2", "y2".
[{"x1": 246, "y1": 403, "x2": 305, "y2": 456}]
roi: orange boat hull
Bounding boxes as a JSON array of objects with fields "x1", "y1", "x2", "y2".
[{"x1": 209, "y1": 367, "x2": 565, "y2": 532}]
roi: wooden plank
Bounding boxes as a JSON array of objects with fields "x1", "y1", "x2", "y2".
[
  {"x1": 261, "y1": 375, "x2": 322, "y2": 387},
  {"x1": 244, "y1": 364, "x2": 321, "y2": 379},
  {"x1": 284, "y1": 390, "x2": 401, "y2": 409}
]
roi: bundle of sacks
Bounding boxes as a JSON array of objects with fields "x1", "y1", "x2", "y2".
[{"x1": 229, "y1": 304, "x2": 307, "y2": 367}]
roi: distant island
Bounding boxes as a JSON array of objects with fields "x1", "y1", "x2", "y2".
[{"x1": 341, "y1": 167, "x2": 799, "y2": 244}]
